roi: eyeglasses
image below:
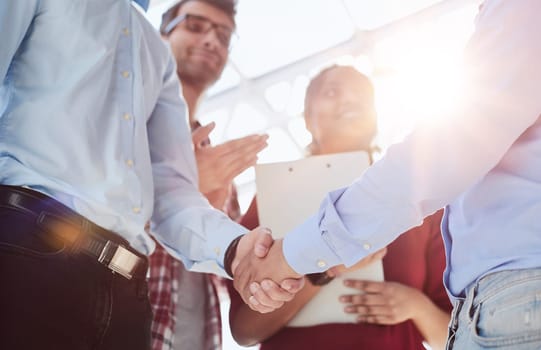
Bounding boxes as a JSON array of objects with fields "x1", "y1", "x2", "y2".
[{"x1": 162, "y1": 13, "x2": 237, "y2": 50}]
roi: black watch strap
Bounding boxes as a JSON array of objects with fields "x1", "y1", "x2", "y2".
[
  {"x1": 224, "y1": 235, "x2": 243, "y2": 278},
  {"x1": 306, "y1": 272, "x2": 334, "y2": 286}
]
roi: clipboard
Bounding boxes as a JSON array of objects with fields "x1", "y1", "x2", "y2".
[{"x1": 255, "y1": 151, "x2": 384, "y2": 326}]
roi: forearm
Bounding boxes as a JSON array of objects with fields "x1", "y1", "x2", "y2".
[
  {"x1": 231, "y1": 279, "x2": 320, "y2": 346},
  {"x1": 151, "y1": 201, "x2": 245, "y2": 273},
  {"x1": 410, "y1": 293, "x2": 451, "y2": 350},
  {"x1": 284, "y1": 1, "x2": 541, "y2": 275}
]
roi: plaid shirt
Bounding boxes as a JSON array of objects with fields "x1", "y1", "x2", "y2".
[
  {"x1": 148, "y1": 244, "x2": 223, "y2": 350},
  {"x1": 148, "y1": 244, "x2": 180, "y2": 350},
  {"x1": 148, "y1": 188, "x2": 240, "y2": 350}
]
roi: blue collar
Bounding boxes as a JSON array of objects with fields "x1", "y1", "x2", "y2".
[{"x1": 133, "y1": 0, "x2": 149, "y2": 11}]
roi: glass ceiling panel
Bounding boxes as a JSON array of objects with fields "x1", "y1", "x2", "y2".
[
  {"x1": 205, "y1": 64, "x2": 241, "y2": 96},
  {"x1": 343, "y1": 0, "x2": 444, "y2": 30},
  {"x1": 229, "y1": 0, "x2": 355, "y2": 78},
  {"x1": 285, "y1": 75, "x2": 310, "y2": 117},
  {"x1": 226, "y1": 103, "x2": 268, "y2": 139},
  {"x1": 287, "y1": 117, "x2": 312, "y2": 150},
  {"x1": 264, "y1": 81, "x2": 292, "y2": 113},
  {"x1": 197, "y1": 107, "x2": 230, "y2": 141},
  {"x1": 257, "y1": 127, "x2": 303, "y2": 163}
]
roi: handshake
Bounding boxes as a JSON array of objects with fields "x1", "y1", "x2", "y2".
[
  {"x1": 228, "y1": 226, "x2": 385, "y2": 313},
  {"x1": 229, "y1": 227, "x2": 304, "y2": 313}
]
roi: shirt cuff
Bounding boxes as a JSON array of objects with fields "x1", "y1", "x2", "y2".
[
  {"x1": 157, "y1": 210, "x2": 247, "y2": 278},
  {"x1": 319, "y1": 188, "x2": 382, "y2": 267},
  {"x1": 283, "y1": 214, "x2": 342, "y2": 274},
  {"x1": 192, "y1": 216, "x2": 247, "y2": 276}
]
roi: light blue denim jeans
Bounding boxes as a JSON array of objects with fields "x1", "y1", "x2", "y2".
[{"x1": 446, "y1": 268, "x2": 541, "y2": 349}]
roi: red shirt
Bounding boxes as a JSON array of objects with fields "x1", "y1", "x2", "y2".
[{"x1": 227, "y1": 200, "x2": 450, "y2": 350}]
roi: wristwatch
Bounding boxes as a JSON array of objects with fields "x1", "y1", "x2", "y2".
[{"x1": 305, "y1": 272, "x2": 334, "y2": 286}]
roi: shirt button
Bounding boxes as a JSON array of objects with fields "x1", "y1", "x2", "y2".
[
  {"x1": 132, "y1": 207, "x2": 141, "y2": 214},
  {"x1": 123, "y1": 113, "x2": 132, "y2": 121},
  {"x1": 363, "y1": 242, "x2": 372, "y2": 250},
  {"x1": 126, "y1": 159, "x2": 134, "y2": 167},
  {"x1": 122, "y1": 27, "x2": 130, "y2": 36},
  {"x1": 121, "y1": 71, "x2": 130, "y2": 78},
  {"x1": 316, "y1": 260, "x2": 327, "y2": 268}
]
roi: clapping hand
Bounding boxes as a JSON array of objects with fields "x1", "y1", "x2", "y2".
[{"x1": 192, "y1": 122, "x2": 268, "y2": 197}]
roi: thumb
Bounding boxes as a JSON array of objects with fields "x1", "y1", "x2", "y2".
[
  {"x1": 253, "y1": 227, "x2": 273, "y2": 258},
  {"x1": 192, "y1": 122, "x2": 215, "y2": 148}
]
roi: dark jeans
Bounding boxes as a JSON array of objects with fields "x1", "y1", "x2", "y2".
[{"x1": 0, "y1": 188, "x2": 152, "y2": 350}]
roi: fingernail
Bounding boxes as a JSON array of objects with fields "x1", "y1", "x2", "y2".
[
  {"x1": 339, "y1": 296, "x2": 347, "y2": 303},
  {"x1": 249, "y1": 295, "x2": 259, "y2": 306},
  {"x1": 261, "y1": 280, "x2": 271, "y2": 291},
  {"x1": 262, "y1": 227, "x2": 272, "y2": 235},
  {"x1": 282, "y1": 281, "x2": 291, "y2": 291},
  {"x1": 250, "y1": 282, "x2": 259, "y2": 294},
  {"x1": 255, "y1": 244, "x2": 267, "y2": 256},
  {"x1": 344, "y1": 280, "x2": 352, "y2": 287},
  {"x1": 344, "y1": 306, "x2": 354, "y2": 313}
]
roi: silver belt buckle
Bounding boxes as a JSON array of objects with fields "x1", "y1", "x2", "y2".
[{"x1": 98, "y1": 242, "x2": 140, "y2": 280}]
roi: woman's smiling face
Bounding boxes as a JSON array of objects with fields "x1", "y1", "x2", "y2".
[{"x1": 304, "y1": 66, "x2": 378, "y2": 155}]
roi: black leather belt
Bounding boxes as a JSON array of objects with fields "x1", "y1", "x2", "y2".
[{"x1": 0, "y1": 185, "x2": 145, "y2": 280}]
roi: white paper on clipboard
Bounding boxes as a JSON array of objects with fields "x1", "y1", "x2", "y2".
[{"x1": 255, "y1": 151, "x2": 384, "y2": 327}]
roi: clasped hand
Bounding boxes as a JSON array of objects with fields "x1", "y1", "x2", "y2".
[
  {"x1": 232, "y1": 229, "x2": 304, "y2": 313},
  {"x1": 232, "y1": 230, "x2": 389, "y2": 314}
]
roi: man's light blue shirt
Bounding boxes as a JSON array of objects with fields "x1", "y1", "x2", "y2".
[
  {"x1": 0, "y1": 0, "x2": 246, "y2": 274},
  {"x1": 283, "y1": 0, "x2": 541, "y2": 299}
]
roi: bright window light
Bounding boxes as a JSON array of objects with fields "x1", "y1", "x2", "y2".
[
  {"x1": 226, "y1": 103, "x2": 268, "y2": 139},
  {"x1": 206, "y1": 64, "x2": 241, "y2": 96},
  {"x1": 258, "y1": 127, "x2": 303, "y2": 164},
  {"x1": 370, "y1": 5, "x2": 477, "y2": 148},
  {"x1": 197, "y1": 108, "x2": 230, "y2": 142},
  {"x1": 344, "y1": 0, "x2": 443, "y2": 29},
  {"x1": 285, "y1": 75, "x2": 310, "y2": 117},
  {"x1": 230, "y1": 0, "x2": 355, "y2": 77},
  {"x1": 287, "y1": 117, "x2": 313, "y2": 150},
  {"x1": 264, "y1": 81, "x2": 292, "y2": 113}
]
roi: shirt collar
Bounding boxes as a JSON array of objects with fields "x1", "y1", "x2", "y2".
[{"x1": 132, "y1": 0, "x2": 149, "y2": 12}]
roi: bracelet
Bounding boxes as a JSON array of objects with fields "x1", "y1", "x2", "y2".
[
  {"x1": 306, "y1": 272, "x2": 334, "y2": 286},
  {"x1": 224, "y1": 235, "x2": 243, "y2": 278}
]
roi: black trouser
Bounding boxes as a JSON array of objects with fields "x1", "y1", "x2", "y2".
[{"x1": 0, "y1": 186, "x2": 152, "y2": 350}]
